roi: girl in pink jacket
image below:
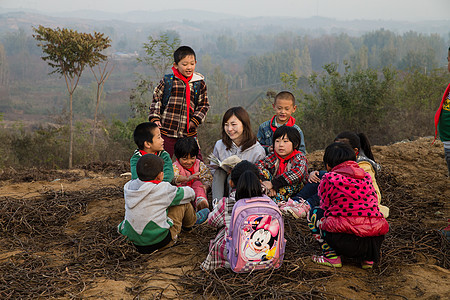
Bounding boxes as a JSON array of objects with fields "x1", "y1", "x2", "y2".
[
  {"x1": 308, "y1": 142, "x2": 389, "y2": 269},
  {"x1": 173, "y1": 137, "x2": 212, "y2": 211}
]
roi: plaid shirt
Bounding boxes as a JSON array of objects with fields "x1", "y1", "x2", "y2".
[
  {"x1": 200, "y1": 191, "x2": 236, "y2": 271},
  {"x1": 256, "y1": 152, "x2": 307, "y2": 191},
  {"x1": 149, "y1": 72, "x2": 209, "y2": 138}
]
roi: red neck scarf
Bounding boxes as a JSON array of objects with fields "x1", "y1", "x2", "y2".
[
  {"x1": 143, "y1": 180, "x2": 161, "y2": 184},
  {"x1": 139, "y1": 150, "x2": 157, "y2": 156},
  {"x1": 275, "y1": 149, "x2": 300, "y2": 175},
  {"x1": 172, "y1": 66, "x2": 194, "y2": 132},
  {"x1": 269, "y1": 115, "x2": 296, "y2": 132}
]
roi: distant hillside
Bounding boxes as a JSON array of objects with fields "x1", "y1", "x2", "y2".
[{"x1": 0, "y1": 8, "x2": 448, "y2": 37}]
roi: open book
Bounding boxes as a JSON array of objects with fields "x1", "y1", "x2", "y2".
[{"x1": 208, "y1": 153, "x2": 242, "y2": 173}]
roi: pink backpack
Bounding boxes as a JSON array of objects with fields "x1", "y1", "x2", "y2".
[{"x1": 226, "y1": 195, "x2": 285, "y2": 273}]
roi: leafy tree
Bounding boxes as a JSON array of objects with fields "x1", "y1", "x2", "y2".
[
  {"x1": 33, "y1": 25, "x2": 111, "y2": 168},
  {"x1": 137, "y1": 31, "x2": 181, "y2": 80},
  {"x1": 90, "y1": 61, "x2": 114, "y2": 148},
  {"x1": 302, "y1": 63, "x2": 396, "y2": 149},
  {"x1": 216, "y1": 35, "x2": 237, "y2": 58},
  {"x1": 130, "y1": 31, "x2": 181, "y2": 118}
]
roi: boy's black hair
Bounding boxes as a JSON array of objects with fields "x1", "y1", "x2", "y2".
[
  {"x1": 323, "y1": 142, "x2": 356, "y2": 169},
  {"x1": 230, "y1": 160, "x2": 259, "y2": 187},
  {"x1": 334, "y1": 131, "x2": 375, "y2": 161},
  {"x1": 274, "y1": 91, "x2": 295, "y2": 105},
  {"x1": 133, "y1": 122, "x2": 158, "y2": 150},
  {"x1": 174, "y1": 137, "x2": 199, "y2": 159},
  {"x1": 272, "y1": 125, "x2": 302, "y2": 150},
  {"x1": 174, "y1": 46, "x2": 196, "y2": 64},
  {"x1": 235, "y1": 171, "x2": 263, "y2": 201},
  {"x1": 136, "y1": 154, "x2": 164, "y2": 181}
]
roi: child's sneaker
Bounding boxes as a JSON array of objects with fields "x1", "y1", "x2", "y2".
[
  {"x1": 281, "y1": 198, "x2": 310, "y2": 218},
  {"x1": 278, "y1": 198, "x2": 295, "y2": 210},
  {"x1": 361, "y1": 260, "x2": 374, "y2": 269},
  {"x1": 195, "y1": 208, "x2": 210, "y2": 225},
  {"x1": 312, "y1": 255, "x2": 342, "y2": 267},
  {"x1": 286, "y1": 201, "x2": 310, "y2": 218},
  {"x1": 195, "y1": 197, "x2": 209, "y2": 210}
]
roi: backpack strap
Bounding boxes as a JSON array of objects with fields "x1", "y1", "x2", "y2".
[
  {"x1": 160, "y1": 73, "x2": 201, "y2": 114},
  {"x1": 192, "y1": 80, "x2": 201, "y2": 107},
  {"x1": 161, "y1": 74, "x2": 174, "y2": 114}
]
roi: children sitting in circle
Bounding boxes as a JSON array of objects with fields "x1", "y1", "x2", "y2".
[
  {"x1": 256, "y1": 126, "x2": 308, "y2": 217},
  {"x1": 120, "y1": 82, "x2": 391, "y2": 271},
  {"x1": 172, "y1": 137, "x2": 213, "y2": 211},
  {"x1": 307, "y1": 142, "x2": 389, "y2": 268},
  {"x1": 210, "y1": 106, "x2": 265, "y2": 202}
]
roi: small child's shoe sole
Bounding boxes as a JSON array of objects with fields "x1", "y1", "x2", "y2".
[{"x1": 312, "y1": 255, "x2": 342, "y2": 267}]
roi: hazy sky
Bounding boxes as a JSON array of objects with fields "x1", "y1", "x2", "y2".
[{"x1": 1, "y1": 0, "x2": 449, "y2": 21}]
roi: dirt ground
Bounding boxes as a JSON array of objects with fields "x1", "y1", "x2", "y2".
[{"x1": 0, "y1": 137, "x2": 449, "y2": 299}]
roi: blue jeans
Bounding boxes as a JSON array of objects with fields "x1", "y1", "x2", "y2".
[{"x1": 292, "y1": 171, "x2": 326, "y2": 208}]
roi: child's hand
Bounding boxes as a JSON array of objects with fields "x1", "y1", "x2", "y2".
[
  {"x1": 268, "y1": 189, "x2": 277, "y2": 197},
  {"x1": 308, "y1": 171, "x2": 321, "y2": 183},
  {"x1": 268, "y1": 145, "x2": 274, "y2": 153},
  {"x1": 154, "y1": 120, "x2": 162, "y2": 127},
  {"x1": 262, "y1": 181, "x2": 273, "y2": 191},
  {"x1": 188, "y1": 172, "x2": 200, "y2": 181},
  {"x1": 189, "y1": 122, "x2": 197, "y2": 130}
]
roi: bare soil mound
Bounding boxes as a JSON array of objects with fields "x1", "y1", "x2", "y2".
[{"x1": 0, "y1": 137, "x2": 448, "y2": 299}]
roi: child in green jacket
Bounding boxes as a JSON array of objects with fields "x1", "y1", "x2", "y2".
[
  {"x1": 130, "y1": 122, "x2": 173, "y2": 182},
  {"x1": 119, "y1": 154, "x2": 209, "y2": 254}
]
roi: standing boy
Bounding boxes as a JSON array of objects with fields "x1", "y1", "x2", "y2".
[
  {"x1": 118, "y1": 154, "x2": 209, "y2": 254},
  {"x1": 131, "y1": 122, "x2": 173, "y2": 182},
  {"x1": 257, "y1": 91, "x2": 306, "y2": 155},
  {"x1": 149, "y1": 46, "x2": 210, "y2": 159},
  {"x1": 433, "y1": 47, "x2": 450, "y2": 177}
]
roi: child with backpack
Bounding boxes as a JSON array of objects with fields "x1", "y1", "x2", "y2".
[
  {"x1": 201, "y1": 160, "x2": 285, "y2": 272},
  {"x1": 172, "y1": 137, "x2": 213, "y2": 211},
  {"x1": 308, "y1": 142, "x2": 389, "y2": 269},
  {"x1": 149, "y1": 46, "x2": 210, "y2": 159},
  {"x1": 256, "y1": 126, "x2": 308, "y2": 215}
]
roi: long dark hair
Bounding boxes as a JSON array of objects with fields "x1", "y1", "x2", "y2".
[
  {"x1": 221, "y1": 107, "x2": 257, "y2": 151},
  {"x1": 334, "y1": 131, "x2": 375, "y2": 161},
  {"x1": 235, "y1": 171, "x2": 263, "y2": 201}
]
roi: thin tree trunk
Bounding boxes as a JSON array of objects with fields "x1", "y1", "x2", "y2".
[
  {"x1": 92, "y1": 86, "x2": 100, "y2": 148},
  {"x1": 69, "y1": 92, "x2": 73, "y2": 169}
]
